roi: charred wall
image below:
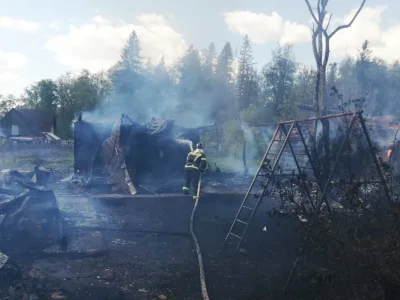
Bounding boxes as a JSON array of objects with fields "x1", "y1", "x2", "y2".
[
  {"x1": 73, "y1": 117, "x2": 195, "y2": 187},
  {"x1": 73, "y1": 120, "x2": 113, "y2": 175}
]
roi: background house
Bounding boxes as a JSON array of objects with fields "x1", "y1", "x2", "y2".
[{"x1": 0, "y1": 109, "x2": 56, "y2": 137}]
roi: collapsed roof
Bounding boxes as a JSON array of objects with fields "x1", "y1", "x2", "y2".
[{"x1": 73, "y1": 114, "x2": 205, "y2": 195}]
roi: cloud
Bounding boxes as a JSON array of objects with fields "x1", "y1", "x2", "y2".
[
  {"x1": 0, "y1": 72, "x2": 23, "y2": 83},
  {"x1": 0, "y1": 50, "x2": 28, "y2": 70},
  {"x1": 45, "y1": 14, "x2": 188, "y2": 72},
  {"x1": 222, "y1": 11, "x2": 310, "y2": 45},
  {"x1": 281, "y1": 21, "x2": 311, "y2": 45},
  {"x1": 48, "y1": 21, "x2": 61, "y2": 30},
  {"x1": 329, "y1": 5, "x2": 400, "y2": 62},
  {"x1": 223, "y1": 11, "x2": 282, "y2": 43},
  {"x1": 0, "y1": 50, "x2": 27, "y2": 96},
  {"x1": 223, "y1": 6, "x2": 400, "y2": 62},
  {"x1": 0, "y1": 16, "x2": 40, "y2": 32}
]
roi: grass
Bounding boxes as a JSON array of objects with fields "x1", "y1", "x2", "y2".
[
  {"x1": 0, "y1": 147, "x2": 74, "y2": 171},
  {"x1": 0, "y1": 147, "x2": 259, "y2": 175},
  {"x1": 206, "y1": 154, "x2": 261, "y2": 173}
]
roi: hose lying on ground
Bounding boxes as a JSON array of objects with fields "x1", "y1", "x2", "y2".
[{"x1": 190, "y1": 175, "x2": 210, "y2": 300}]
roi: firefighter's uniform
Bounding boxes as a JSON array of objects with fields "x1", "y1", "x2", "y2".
[{"x1": 183, "y1": 144, "x2": 207, "y2": 199}]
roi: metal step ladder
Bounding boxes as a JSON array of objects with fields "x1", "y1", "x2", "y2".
[{"x1": 223, "y1": 121, "x2": 315, "y2": 253}]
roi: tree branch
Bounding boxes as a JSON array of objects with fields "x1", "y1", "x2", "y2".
[
  {"x1": 311, "y1": 27, "x2": 320, "y2": 66},
  {"x1": 317, "y1": 0, "x2": 321, "y2": 16},
  {"x1": 304, "y1": 0, "x2": 319, "y2": 25},
  {"x1": 328, "y1": 0, "x2": 366, "y2": 39},
  {"x1": 325, "y1": 13, "x2": 333, "y2": 31},
  {"x1": 323, "y1": 32, "x2": 330, "y2": 68}
]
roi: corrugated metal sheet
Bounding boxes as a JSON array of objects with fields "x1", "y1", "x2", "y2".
[
  {"x1": 102, "y1": 119, "x2": 137, "y2": 195},
  {"x1": 0, "y1": 252, "x2": 8, "y2": 269},
  {"x1": 43, "y1": 132, "x2": 61, "y2": 141}
]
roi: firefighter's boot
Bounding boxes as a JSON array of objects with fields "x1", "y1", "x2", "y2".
[{"x1": 183, "y1": 187, "x2": 189, "y2": 195}]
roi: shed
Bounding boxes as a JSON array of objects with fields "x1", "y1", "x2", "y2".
[{"x1": 0, "y1": 109, "x2": 56, "y2": 137}]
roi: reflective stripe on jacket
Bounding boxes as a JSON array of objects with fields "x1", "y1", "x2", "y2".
[{"x1": 185, "y1": 149, "x2": 207, "y2": 171}]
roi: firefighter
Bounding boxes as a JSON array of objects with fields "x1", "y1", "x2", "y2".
[{"x1": 183, "y1": 143, "x2": 208, "y2": 199}]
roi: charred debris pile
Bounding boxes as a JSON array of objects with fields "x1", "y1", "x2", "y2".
[
  {"x1": 0, "y1": 166, "x2": 61, "y2": 284},
  {"x1": 73, "y1": 113, "x2": 250, "y2": 195}
]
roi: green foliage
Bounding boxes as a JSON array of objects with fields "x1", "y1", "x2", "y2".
[
  {"x1": 210, "y1": 42, "x2": 237, "y2": 121},
  {"x1": 216, "y1": 42, "x2": 234, "y2": 84},
  {"x1": 0, "y1": 95, "x2": 24, "y2": 118},
  {"x1": 241, "y1": 105, "x2": 271, "y2": 123},
  {"x1": 260, "y1": 44, "x2": 299, "y2": 121},
  {"x1": 57, "y1": 71, "x2": 111, "y2": 137},
  {"x1": 3, "y1": 37, "x2": 400, "y2": 144},
  {"x1": 237, "y1": 35, "x2": 259, "y2": 111},
  {"x1": 24, "y1": 79, "x2": 58, "y2": 111},
  {"x1": 294, "y1": 66, "x2": 316, "y2": 117},
  {"x1": 176, "y1": 45, "x2": 205, "y2": 119},
  {"x1": 119, "y1": 31, "x2": 142, "y2": 71}
]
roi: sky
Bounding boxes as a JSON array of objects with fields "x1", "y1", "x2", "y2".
[{"x1": 1, "y1": 0, "x2": 400, "y2": 96}]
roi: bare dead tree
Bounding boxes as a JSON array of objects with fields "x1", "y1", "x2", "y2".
[{"x1": 304, "y1": 0, "x2": 366, "y2": 180}]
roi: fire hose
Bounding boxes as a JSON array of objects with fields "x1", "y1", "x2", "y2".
[{"x1": 190, "y1": 174, "x2": 210, "y2": 300}]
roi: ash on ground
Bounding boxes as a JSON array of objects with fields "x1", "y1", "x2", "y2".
[{"x1": 0, "y1": 167, "x2": 301, "y2": 300}]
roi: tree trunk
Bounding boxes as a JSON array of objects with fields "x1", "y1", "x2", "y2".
[
  {"x1": 321, "y1": 119, "x2": 330, "y2": 181},
  {"x1": 311, "y1": 67, "x2": 321, "y2": 176},
  {"x1": 319, "y1": 65, "x2": 331, "y2": 180},
  {"x1": 319, "y1": 65, "x2": 326, "y2": 114},
  {"x1": 304, "y1": 0, "x2": 366, "y2": 183}
]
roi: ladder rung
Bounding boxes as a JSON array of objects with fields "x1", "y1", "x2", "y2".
[
  {"x1": 224, "y1": 123, "x2": 304, "y2": 250},
  {"x1": 274, "y1": 139, "x2": 302, "y2": 141},
  {"x1": 236, "y1": 219, "x2": 248, "y2": 225},
  {"x1": 257, "y1": 173, "x2": 269, "y2": 177},
  {"x1": 242, "y1": 205, "x2": 255, "y2": 211},
  {"x1": 255, "y1": 179, "x2": 267, "y2": 184},
  {"x1": 229, "y1": 232, "x2": 242, "y2": 239}
]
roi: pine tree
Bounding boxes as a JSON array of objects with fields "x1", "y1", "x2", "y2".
[
  {"x1": 326, "y1": 63, "x2": 338, "y2": 92},
  {"x1": 177, "y1": 45, "x2": 203, "y2": 108},
  {"x1": 176, "y1": 45, "x2": 210, "y2": 124},
  {"x1": 237, "y1": 35, "x2": 258, "y2": 111},
  {"x1": 261, "y1": 45, "x2": 297, "y2": 120},
  {"x1": 157, "y1": 56, "x2": 166, "y2": 71},
  {"x1": 203, "y1": 42, "x2": 216, "y2": 79},
  {"x1": 210, "y1": 42, "x2": 236, "y2": 120},
  {"x1": 153, "y1": 56, "x2": 176, "y2": 117},
  {"x1": 110, "y1": 30, "x2": 146, "y2": 121},
  {"x1": 136, "y1": 56, "x2": 176, "y2": 119},
  {"x1": 356, "y1": 40, "x2": 372, "y2": 98},
  {"x1": 216, "y1": 42, "x2": 234, "y2": 84},
  {"x1": 120, "y1": 31, "x2": 142, "y2": 71}
]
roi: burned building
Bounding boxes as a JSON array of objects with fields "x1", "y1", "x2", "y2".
[
  {"x1": 73, "y1": 113, "x2": 203, "y2": 194},
  {"x1": 0, "y1": 108, "x2": 56, "y2": 138}
]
